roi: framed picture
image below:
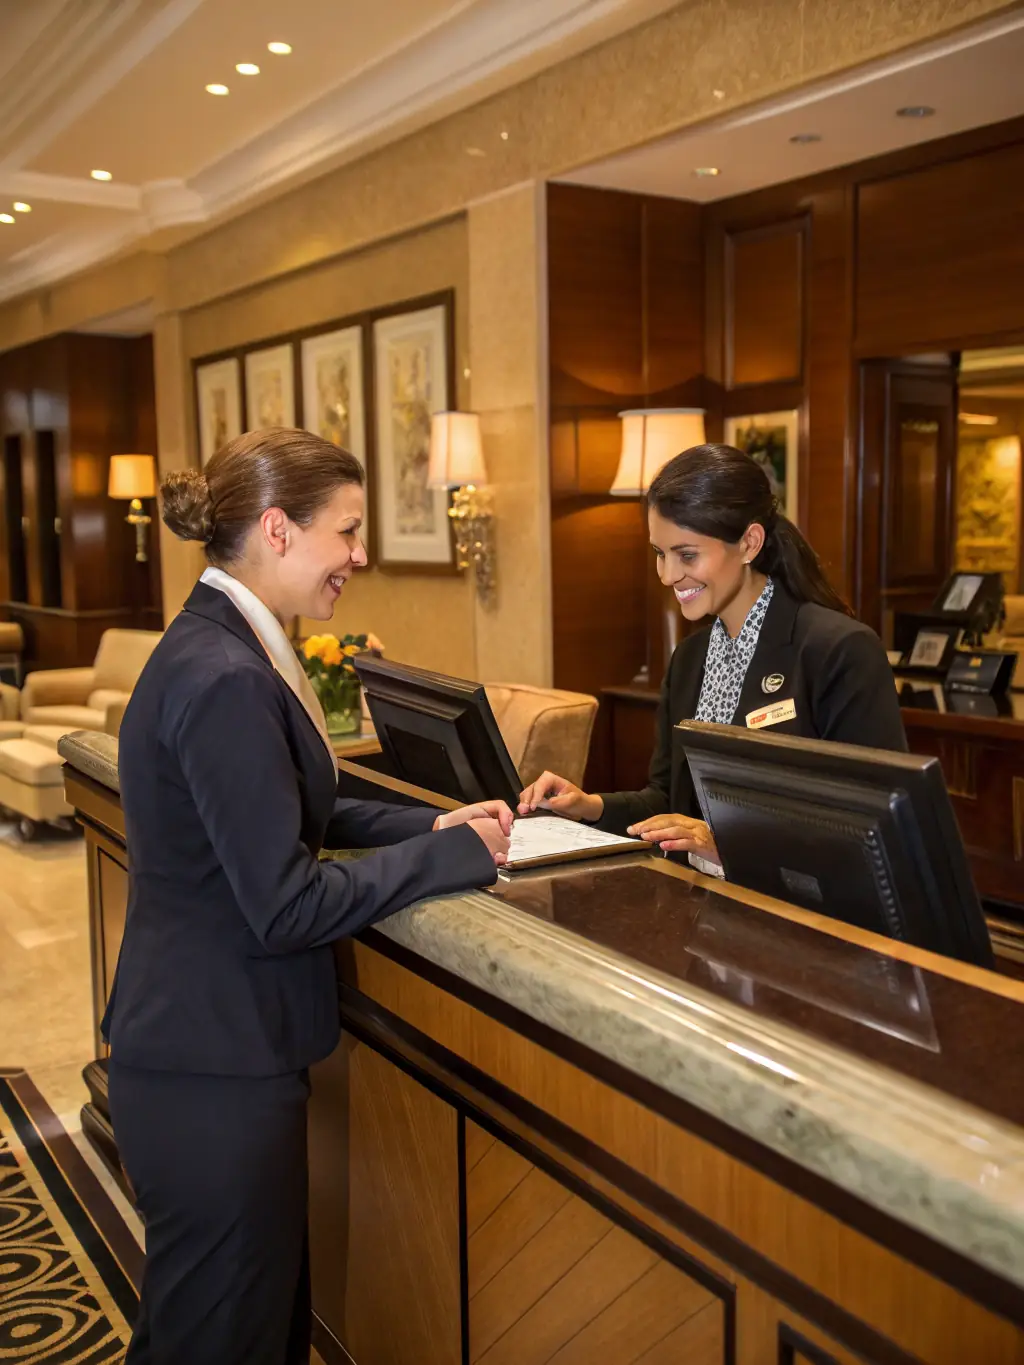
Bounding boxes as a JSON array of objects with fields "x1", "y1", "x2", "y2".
[
  {"x1": 301, "y1": 325, "x2": 366, "y2": 464},
  {"x1": 245, "y1": 343, "x2": 295, "y2": 430},
  {"x1": 372, "y1": 300, "x2": 453, "y2": 568},
  {"x1": 906, "y1": 626, "x2": 959, "y2": 672},
  {"x1": 195, "y1": 356, "x2": 242, "y2": 466},
  {"x1": 724, "y1": 410, "x2": 800, "y2": 521}
]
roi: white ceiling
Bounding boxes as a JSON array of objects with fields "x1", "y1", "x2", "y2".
[
  {"x1": 559, "y1": 10, "x2": 1024, "y2": 202},
  {"x1": 0, "y1": 0, "x2": 682, "y2": 305}
]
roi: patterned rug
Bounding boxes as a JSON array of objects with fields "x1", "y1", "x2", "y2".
[{"x1": 0, "y1": 1070, "x2": 141, "y2": 1363}]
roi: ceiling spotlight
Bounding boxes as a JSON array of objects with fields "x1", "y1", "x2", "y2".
[
  {"x1": 694, "y1": 166, "x2": 720, "y2": 177},
  {"x1": 500, "y1": 130, "x2": 509, "y2": 141},
  {"x1": 789, "y1": 133, "x2": 821, "y2": 144},
  {"x1": 465, "y1": 146, "x2": 486, "y2": 158},
  {"x1": 0, "y1": 213, "x2": 14, "y2": 224},
  {"x1": 90, "y1": 169, "x2": 112, "y2": 181},
  {"x1": 236, "y1": 62, "x2": 260, "y2": 75},
  {"x1": 12, "y1": 202, "x2": 31, "y2": 212},
  {"x1": 267, "y1": 41, "x2": 292, "y2": 55},
  {"x1": 896, "y1": 105, "x2": 935, "y2": 118},
  {"x1": 712, "y1": 89, "x2": 725, "y2": 100},
  {"x1": 205, "y1": 82, "x2": 229, "y2": 95},
  {"x1": 959, "y1": 412, "x2": 999, "y2": 426}
]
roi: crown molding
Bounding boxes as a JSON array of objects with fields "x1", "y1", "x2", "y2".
[
  {"x1": 0, "y1": 220, "x2": 145, "y2": 304},
  {"x1": 0, "y1": 169, "x2": 142, "y2": 211}
]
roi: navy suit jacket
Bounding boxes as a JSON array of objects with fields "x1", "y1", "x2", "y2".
[
  {"x1": 103, "y1": 581, "x2": 496, "y2": 1076},
  {"x1": 597, "y1": 586, "x2": 908, "y2": 834}
]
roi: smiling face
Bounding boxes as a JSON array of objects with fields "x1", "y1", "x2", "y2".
[
  {"x1": 251, "y1": 481, "x2": 368, "y2": 622},
  {"x1": 648, "y1": 507, "x2": 764, "y2": 628}
]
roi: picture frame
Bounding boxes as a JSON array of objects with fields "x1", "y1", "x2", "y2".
[
  {"x1": 195, "y1": 356, "x2": 242, "y2": 466},
  {"x1": 905, "y1": 625, "x2": 960, "y2": 673},
  {"x1": 371, "y1": 298, "x2": 454, "y2": 569},
  {"x1": 724, "y1": 410, "x2": 800, "y2": 522},
  {"x1": 245, "y1": 342, "x2": 296, "y2": 431},
  {"x1": 300, "y1": 325, "x2": 367, "y2": 466}
]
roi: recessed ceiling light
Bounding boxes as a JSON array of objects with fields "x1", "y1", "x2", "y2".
[
  {"x1": 205, "y1": 82, "x2": 229, "y2": 95},
  {"x1": 712, "y1": 89, "x2": 725, "y2": 100},
  {"x1": 500, "y1": 130, "x2": 509, "y2": 141},
  {"x1": 896, "y1": 105, "x2": 935, "y2": 118},
  {"x1": 12, "y1": 202, "x2": 31, "y2": 212},
  {"x1": 267, "y1": 41, "x2": 292, "y2": 55},
  {"x1": 90, "y1": 169, "x2": 112, "y2": 181},
  {"x1": 0, "y1": 213, "x2": 14, "y2": 224},
  {"x1": 465, "y1": 146, "x2": 486, "y2": 158},
  {"x1": 693, "y1": 166, "x2": 720, "y2": 177},
  {"x1": 959, "y1": 412, "x2": 999, "y2": 426},
  {"x1": 789, "y1": 133, "x2": 821, "y2": 144},
  {"x1": 236, "y1": 62, "x2": 260, "y2": 75}
]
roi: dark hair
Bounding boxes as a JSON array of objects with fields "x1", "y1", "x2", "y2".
[
  {"x1": 161, "y1": 427, "x2": 364, "y2": 566},
  {"x1": 647, "y1": 443, "x2": 851, "y2": 615}
]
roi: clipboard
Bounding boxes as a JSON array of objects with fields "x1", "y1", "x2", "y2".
[{"x1": 502, "y1": 814, "x2": 648, "y2": 873}]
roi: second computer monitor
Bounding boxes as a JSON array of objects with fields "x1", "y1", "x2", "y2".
[{"x1": 353, "y1": 655, "x2": 522, "y2": 807}]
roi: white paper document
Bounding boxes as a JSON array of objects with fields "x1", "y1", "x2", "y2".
[{"x1": 505, "y1": 815, "x2": 644, "y2": 869}]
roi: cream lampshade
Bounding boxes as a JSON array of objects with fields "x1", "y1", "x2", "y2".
[
  {"x1": 108, "y1": 454, "x2": 157, "y2": 563},
  {"x1": 610, "y1": 409, "x2": 706, "y2": 496},
  {"x1": 427, "y1": 411, "x2": 488, "y2": 489}
]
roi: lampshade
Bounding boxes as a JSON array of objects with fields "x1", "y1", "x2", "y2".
[
  {"x1": 428, "y1": 411, "x2": 487, "y2": 490},
  {"x1": 108, "y1": 454, "x2": 157, "y2": 500},
  {"x1": 610, "y1": 409, "x2": 706, "y2": 496}
]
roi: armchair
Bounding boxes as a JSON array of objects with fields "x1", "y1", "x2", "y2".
[
  {"x1": 21, "y1": 629, "x2": 162, "y2": 735},
  {"x1": 485, "y1": 683, "x2": 598, "y2": 788}
]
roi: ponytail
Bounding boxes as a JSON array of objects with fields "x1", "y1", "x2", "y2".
[{"x1": 647, "y1": 443, "x2": 852, "y2": 616}]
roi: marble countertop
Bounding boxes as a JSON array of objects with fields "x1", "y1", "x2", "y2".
[{"x1": 59, "y1": 735, "x2": 1024, "y2": 1289}]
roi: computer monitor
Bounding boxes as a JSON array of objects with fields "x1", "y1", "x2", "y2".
[
  {"x1": 353, "y1": 655, "x2": 522, "y2": 807},
  {"x1": 674, "y1": 721, "x2": 993, "y2": 967}
]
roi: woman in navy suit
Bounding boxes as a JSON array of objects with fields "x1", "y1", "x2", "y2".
[{"x1": 106, "y1": 428, "x2": 511, "y2": 1365}]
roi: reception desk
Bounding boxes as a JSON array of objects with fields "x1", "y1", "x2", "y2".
[{"x1": 60, "y1": 733, "x2": 1024, "y2": 1365}]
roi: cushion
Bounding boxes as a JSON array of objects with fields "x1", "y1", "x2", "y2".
[
  {"x1": 0, "y1": 738, "x2": 64, "y2": 787},
  {"x1": 87, "y1": 688, "x2": 130, "y2": 714},
  {"x1": 92, "y1": 630, "x2": 162, "y2": 693},
  {"x1": 22, "y1": 725, "x2": 74, "y2": 751},
  {"x1": 0, "y1": 721, "x2": 24, "y2": 741},
  {"x1": 0, "y1": 622, "x2": 23, "y2": 652},
  {"x1": 0, "y1": 682, "x2": 19, "y2": 722},
  {"x1": 24, "y1": 704, "x2": 106, "y2": 731},
  {"x1": 485, "y1": 684, "x2": 598, "y2": 787}
]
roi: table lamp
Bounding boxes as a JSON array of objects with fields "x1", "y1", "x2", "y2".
[
  {"x1": 109, "y1": 454, "x2": 157, "y2": 562},
  {"x1": 428, "y1": 411, "x2": 494, "y2": 599}
]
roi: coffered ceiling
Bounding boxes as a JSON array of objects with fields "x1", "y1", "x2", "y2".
[{"x1": 0, "y1": 0, "x2": 681, "y2": 303}]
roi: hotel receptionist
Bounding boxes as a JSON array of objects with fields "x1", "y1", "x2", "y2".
[{"x1": 519, "y1": 443, "x2": 907, "y2": 874}]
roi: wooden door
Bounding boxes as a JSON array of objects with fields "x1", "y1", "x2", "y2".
[{"x1": 856, "y1": 359, "x2": 957, "y2": 640}]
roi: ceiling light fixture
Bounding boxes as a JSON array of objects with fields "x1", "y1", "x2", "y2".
[
  {"x1": 90, "y1": 169, "x2": 112, "y2": 181},
  {"x1": 959, "y1": 412, "x2": 999, "y2": 426},
  {"x1": 236, "y1": 62, "x2": 260, "y2": 75},
  {"x1": 12, "y1": 202, "x2": 31, "y2": 212},
  {"x1": 465, "y1": 146, "x2": 486, "y2": 158},
  {"x1": 267, "y1": 41, "x2": 292, "y2": 55},
  {"x1": 205, "y1": 82, "x2": 229, "y2": 95},
  {"x1": 712, "y1": 89, "x2": 725, "y2": 100},
  {"x1": 693, "y1": 166, "x2": 720, "y2": 177},
  {"x1": 500, "y1": 130, "x2": 509, "y2": 141},
  {"x1": 789, "y1": 133, "x2": 821, "y2": 144},
  {"x1": 896, "y1": 105, "x2": 935, "y2": 118},
  {"x1": 0, "y1": 213, "x2": 14, "y2": 224}
]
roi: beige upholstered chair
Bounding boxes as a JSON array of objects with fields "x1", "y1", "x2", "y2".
[
  {"x1": 21, "y1": 629, "x2": 162, "y2": 736},
  {"x1": 485, "y1": 683, "x2": 598, "y2": 788},
  {"x1": 0, "y1": 681, "x2": 22, "y2": 740},
  {"x1": 0, "y1": 621, "x2": 24, "y2": 685},
  {"x1": 998, "y1": 595, "x2": 1024, "y2": 689}
]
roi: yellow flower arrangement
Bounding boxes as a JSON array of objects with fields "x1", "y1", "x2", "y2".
[{"x1": 299, "y1": 631, "x2": 384, "y2": 737}]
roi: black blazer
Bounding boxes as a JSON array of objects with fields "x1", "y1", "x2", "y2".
[
  {"x1": 104, "y1": 581, "x2": 497, "y2": 1077},
  {"x1": 597, "y1": 586, "x2": 908, "y2": 835}
]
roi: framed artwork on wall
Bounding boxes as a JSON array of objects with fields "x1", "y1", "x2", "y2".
[
  {"x1": 245, "y1": 342, "x2": 296, "y2": 430},
  {"x1": 371, "y1": 298, "x2": 454, "y2": 569},
  {"x1": 724, "y1": 410, "x2": 800, "y2": 522},
  {"x1": 195, "y1": 356, "x2": 242, "y2": 466},
  {"x1": 300, "y1": 325, "x2": 366, "y2": 464}
]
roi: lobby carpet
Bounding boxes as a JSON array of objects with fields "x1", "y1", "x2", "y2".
[{"x1": 0, "y1": 1068, "x2": 141, "y2": 1363}]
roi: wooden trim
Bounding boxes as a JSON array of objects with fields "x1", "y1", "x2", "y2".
[
  {"x1": 778, "y1": 1323, "x2": 842, "y2": 1365},
  {"x1": 336, "y1": 759, "x2": 460, "y2": 810},
  {"x1": 724, "y1": 218, "x2": 807, "y2": 391},
  {"x1": 63, "y1": 769, "x2": 125, "y2": 842},
  {"x1": 1014, "y1": 777, "x2": 1024, "y2": 864}
]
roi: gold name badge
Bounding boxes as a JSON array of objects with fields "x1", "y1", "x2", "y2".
[{"x1": 746, "y1": 698, "x2": 797, "y2": 730}]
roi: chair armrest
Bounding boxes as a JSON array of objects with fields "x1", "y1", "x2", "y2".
[
  {"x1": 22, "y1": 667, "x2": 96, "y2": 709},
  {"x1": 0, "y1": 681, "x2": 19, "y2": 721},
  {"x1": 104, "y1": 696, "x2": 130, "y2": 737}
]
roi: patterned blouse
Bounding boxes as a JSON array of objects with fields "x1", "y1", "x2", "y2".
[{"x1": 694, "y1": 578, "x2": 775, "y2": 725}]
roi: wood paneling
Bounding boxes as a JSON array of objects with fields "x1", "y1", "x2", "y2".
[
  {"x1": 465, "y1": 1121, "x2": 724, "y2": 1365},
  {"x1": 726, "y1": 220, "x2": 806, "y2": 388},
  {"x1": 308, "y1": 1034, "x2": 461, "y2": 1365},
  {"x1": 856, "y1": 141, "x2": 1024, "y2": 354}
]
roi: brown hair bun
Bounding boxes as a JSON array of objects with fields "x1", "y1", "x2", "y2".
[{"x1": 161, "y1": 469, "x2": 215, "y2": 544}]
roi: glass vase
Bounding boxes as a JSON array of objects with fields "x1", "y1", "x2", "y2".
[{"x1": 324, "y1": 678, "x2": 362, "y2": 739}]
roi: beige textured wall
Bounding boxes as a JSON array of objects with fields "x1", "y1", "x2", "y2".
[{"x1": 176, "y1": 216, "x2": 478, "y2": 677}]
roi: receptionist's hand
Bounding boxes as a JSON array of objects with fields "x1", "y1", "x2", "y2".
[
  {"x1": 517, "y1": 772, "x2": 604, "y2": 823},
  {"x1": 433, "y1": 801, "x2": 514, "y2": 837},
  {"x1": 628, "y1": 813, "x2": 722, "y2": 866}
]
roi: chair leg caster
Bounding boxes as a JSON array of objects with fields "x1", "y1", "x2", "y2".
[{"x1": 18, "y1": 818, "x2": 38, "y2": 842}]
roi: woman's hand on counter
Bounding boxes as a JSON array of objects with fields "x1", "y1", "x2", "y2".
[
  {"x1": 517, "y1": 772, "x2": 604, "y2": 823},
  {"x1": 628, "y1": 813, "x2": 722, "y2": 865},
  {"x1": 434, "y1": 801, "x2": 513, "y2": 867}
]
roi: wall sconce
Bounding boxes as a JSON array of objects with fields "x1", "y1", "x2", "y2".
[
  {"x1": 428, "y1": 411, "x2": 495, "y2": 601},
  {"x1": 108, "y1": 454, "x2": 157, "y2": 562},
  {"x1": 610, "y1": 408, "x2": 707, "y2": 496}
]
